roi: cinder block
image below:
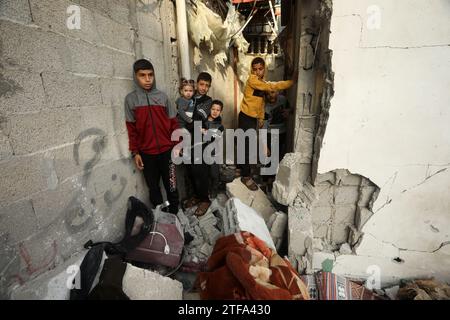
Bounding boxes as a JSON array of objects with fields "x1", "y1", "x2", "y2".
[
  {"x1": 0, "y1": 0, "x2": 33, "y2": 24},
  {"x1": 0, "y1": 200, "x2": 40, "y2": 245},
  {"x1": 8, "y1": 109, "x2": 81, "y2": 155},
  {"x1": 335, "y1": 169, "x2": 362, "y2": 186},
  {"x1": 357, "y1": 186, "x2": 378, "y2": 208},
  {"x1": 0, "y1": 134, "x2": 13, "y2": 161},
  {"x1": 0, "y1": 20, "x2": 69, "y2": 73},
  {"x1": 80, "y1": 106, "x2": 115, "y2": 135},
  {"x1": 288, "y1": 205, "x2": 313, "y2": 256},
  {"x1": 140, "y1": 36, "x2": 165, "y2": 70},
  {"x1": 137, "y1": 10, "x2": 163, "y2": 42},
  {"x1": 88, "y1": 159, "x2": 136, "y2": 197},
  {"x1": 29, "y1": 0, "x2": 100, "y2": 43},
  {"x1": 0, "y1": 68, "x2": 47, "y2": 114},
  {"x1": 334, "y1": 186, "x2": 360, "y2": 205},
  {"x1": 311, "y1": 206, "x2": 332, "y2": 225},
  {"x1": 95, "y1": 12, "x2": 134, "y2": 53},
  {"x1": 315, "y1": 171, "x2": 335, "y2": 185},
  {"x1": 313, "y1": 224, "x2": 329, "y2": 239},
  {"x1": 334, "y1": 205, "x2": 356, "y2": 225},
  {"x1": 314, "y1": 182, "x2": 334, "y2": 206},
  {"x1": 42, "y1": 72, "x2": 103, "y2": 108},
  {"x1": 65, "y1": 38, "x2": 113, "y2": 77},
  {"x1": 100, "y1": 78, "x2": 134, "y2": 107},
  {"x1": 111, "y1": 51, "x2": 136, "y2": 78},
  {"x1": 74, "y1": 0, "x2": 131, "y2": 26},
  {"x1": 31, "y1": 178, "x2": 85, "y2": 229},
  {"x1": 106, "y1": 0, "x2": 131, "y2": 26},
  {"x1": 10, "y1": 252, "x2": 86, "y2": 300},
  {"x1": 122, "y1": 264, "x2": 183, "y2": 300},
  {"x1": 355, "y1": 206, "x2": 373, "y2": 229},
  {"x1": 0, "y1": 156, "x2": 48, "y2": 205}
]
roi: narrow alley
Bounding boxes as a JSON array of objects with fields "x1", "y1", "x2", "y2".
[{"x1": 0, "y1": 0, "x2": 449, "y2": 303}]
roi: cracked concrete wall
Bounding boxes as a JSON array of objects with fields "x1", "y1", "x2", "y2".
[
  {"x1": 0, "y1": 0, "x2": 178, "y2": 298},
  {"x1": 317, "y1": 0, "x2": 450, "y2": 286}
]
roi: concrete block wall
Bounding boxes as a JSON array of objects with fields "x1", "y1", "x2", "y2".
[
  {"x1": 311, "y1": 170, "x2": 379, "y2": 250},
  {"x1": 0, "y1": 0, "x2": 178, "y2": 298}
]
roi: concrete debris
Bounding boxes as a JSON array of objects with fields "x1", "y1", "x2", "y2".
[
  {"x1": 272, "y1": 153, "x2": 304, "y2": 206},
  {"x1": 269, "y1": 212, "x2": 288, "y2": 251},
  {"x1": 312, "y1": 251, "x2": 335, "y2": 272},
  {"x1": 384, "y1": 285, "x2": 400, "y2": 300},
  {"x1": 226, "y1": 178, "x2": 276, "y2": 222},
  {"x1": 224, "y1": 197, "x2": 276, "y2": 249},
  {"x1": 397, "y1": 279, "x2": 450, "y2": 300},
  {"x1": 122, "y1": 264, "x2": 183, "y2": 300},
  {"x1": 288, "y1": 205, "x2": 314, "y2": 257},
  {"x1": 312, "y1": 238, "x2": 325, "y2": 252},
  {"x1": 339, "y1": 243, "x2": 353, "y2": 255}
]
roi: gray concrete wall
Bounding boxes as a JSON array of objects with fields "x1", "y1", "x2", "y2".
[{"x1": 0, "y1": 0, "x2": 178, "y2": 298}]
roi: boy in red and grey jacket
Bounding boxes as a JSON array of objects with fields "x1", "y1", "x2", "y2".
[{"x1": 124, "y1": 59, "x2": 179, "y2": 214}]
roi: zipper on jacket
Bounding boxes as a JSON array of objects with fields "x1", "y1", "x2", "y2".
[{"x1": 146, "y1": 93, "x2": 161, "y2": 153}]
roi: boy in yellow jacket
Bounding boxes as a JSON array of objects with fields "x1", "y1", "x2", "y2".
[{"x1": 238, "y1": 57, "x2": 297, "y2": 191}]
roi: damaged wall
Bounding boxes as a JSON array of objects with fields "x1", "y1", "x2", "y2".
[
  {"x1": 0, "y1": 0, "x2": 179, "y2": 298},
  {"x1": 316, "y1": 0, "x2": 450, "y2": 286}
]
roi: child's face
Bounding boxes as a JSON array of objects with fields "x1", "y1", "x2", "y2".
[
  {"x1": 181, "y1": 85, "x2": 194, "y2": 100},
  {"x1": 210, "y1": 104, "x2": 222, "y2": 119},
  {"x1": 251, "y1": 63, "x2": 265, "y2": 79},
  {"x1": 267, "y1": 90, "x2": 278, "y2": 102},
  {"x1": 196, "y1": 80, "x2": 211, "y2": 96},
  {"x1": 136, "y1": 69, "x2": 154, "y2": 90}
]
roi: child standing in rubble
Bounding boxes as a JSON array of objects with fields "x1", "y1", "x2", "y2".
[
  {"x1": 183, "y1": 72, "x2": 214, "y2": 216},
  {"x1": 124, "y1": 59, "x2": 179, "y2": 214},
  {"x1": 238, "y1": 57, "x2": 297, "y2": 191},
  {"x1": 261, "y1": 90, "x2": 292, "y2": 192},
  {"x1": 202, "y1": 100, "x2": 225, "y2": 199}
]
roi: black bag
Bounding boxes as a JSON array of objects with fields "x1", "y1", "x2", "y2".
[{"x1": 70, "y1": 197, "x2": 153, "y2": 300}]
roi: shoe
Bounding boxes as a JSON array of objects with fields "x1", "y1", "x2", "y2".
[
  {"x1": 194, "y1": 201, "x2": 211, "y2": 217},
  {"x1": 183, "y1": 196, "x2": 201, "y2": 209}
]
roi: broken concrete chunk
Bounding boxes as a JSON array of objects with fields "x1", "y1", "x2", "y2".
[
  {"x1": 312, "y1": 238, "x2": 325, "y2": 252},
  {"x1": 312, "y1": 251, "x2": 335, "y2": 271},
  {"x1": 223, "y1": 197, "x2": 276, "y2": 249},
  {"x1": 226, "y1": 178, "x2": 276, "y2": 222},
  {"x1": 122, "y1": 264, "x2": 183, "y2": 300},
  {"x1": 339, "y1": 243, "x2": 353, "y2": 255},
  {"x1": 288, "y1": 205, "x2": 314, "y2": 257},
  {"x1": 270, "y1": 212, "x2": 288, "y2": 250},
  {"x1": 272, "y1": 153, "x2": 303, "y2": 206}
]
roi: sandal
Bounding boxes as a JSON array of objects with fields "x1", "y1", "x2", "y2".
[
  {"x1": 194, "y1": 201, "x2": 211, "y2": 217},
  {"x1": 183, "y1": 196, "x2": 201, "y2": 209},
  {"x1": 241, "y1": 177, "x2": 258, "y2": 191}
]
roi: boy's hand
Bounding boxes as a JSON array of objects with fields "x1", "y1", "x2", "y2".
[
  {"x1": 258, "y1": 119, "x2": 265, "y2": 129},
  {"x1": 134, "y1": 154, "x2": 144, "y2": 171}
]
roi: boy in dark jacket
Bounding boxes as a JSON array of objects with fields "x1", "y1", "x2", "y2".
[
  {"x1": 202, "y1": 100, "x2": 225, "y2": 198},
  {"x1": 183, "y1": 72, "x2": 214, "y2": 216},
  {"x1": 124, "y1": 59, "x2": 179, "y2": 214}
]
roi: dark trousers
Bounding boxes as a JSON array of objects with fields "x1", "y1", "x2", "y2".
[
  {"x1": 238, "y1": 111, "x2": 258, "y2": 178},
  {"x1": 141, "y1": 149, "x2": 179, "y2": 214},
  {"x1": 188, "y1": 162, "x2": 210, "y2": 201}
]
